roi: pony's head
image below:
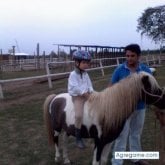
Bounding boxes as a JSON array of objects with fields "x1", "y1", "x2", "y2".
[{"x1": 140, "y1": 71, "x2": 165, "y2": 109}]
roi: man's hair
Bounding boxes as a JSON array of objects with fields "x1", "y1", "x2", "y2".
[{"x1": 125, "y1": 44, "x2": 141, "y2": 55}]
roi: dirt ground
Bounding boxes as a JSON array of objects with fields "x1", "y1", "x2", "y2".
[
  {"x1": 0, "y1": 67, "x2": 164, "y2": 165},
  {"x1": 0, "y1": 79, "x2": 55, "y2": 110}
]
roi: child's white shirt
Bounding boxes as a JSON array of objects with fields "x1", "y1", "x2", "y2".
[{"x1": 68, "y1": 70, "x2": 94, "y2": 96}]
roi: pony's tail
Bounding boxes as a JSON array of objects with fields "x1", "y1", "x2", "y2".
[{"x1": 43, "y1": 94, "x2": 56, "y2": 145}]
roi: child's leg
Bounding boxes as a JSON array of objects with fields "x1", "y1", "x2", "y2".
[
  {"x1": 72, "y1": 96, "x2": 86, "y2": 148},
  {"x1": 72, "y1": 96, "x2": 85, "y2": 129}
]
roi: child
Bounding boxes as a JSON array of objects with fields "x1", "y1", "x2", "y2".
[{"x1": 68, "y1": 50, "x2": 94, "y2": 149}]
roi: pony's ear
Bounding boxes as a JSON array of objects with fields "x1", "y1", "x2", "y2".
[{"x1": 141, "y1": 75, "x2": 151, "y2": 90}]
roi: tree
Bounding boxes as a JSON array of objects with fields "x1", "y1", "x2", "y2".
[{"x1": 137, "y1": 5, "x2": 165, "y2": 46}]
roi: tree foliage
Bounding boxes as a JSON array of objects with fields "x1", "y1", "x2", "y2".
[{"x1": 137, "y1": 5, "x2": 165, "y2": 45}]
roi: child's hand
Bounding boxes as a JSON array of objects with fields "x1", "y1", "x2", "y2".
[{"x1": 82, "y1": 92, "x2": 90, "y2": 99}]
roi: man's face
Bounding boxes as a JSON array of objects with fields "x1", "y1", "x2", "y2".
[{"x1": 126, "y1": 50, "x2": 139, "y2": 66}]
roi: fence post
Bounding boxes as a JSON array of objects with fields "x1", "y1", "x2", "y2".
[
  {"x1": 152, "y1": 55, "x2": 155, "y2": 65},
  {"x1": 99, "y1": 59, "x2": 104, "y2": 76},
  {"x1": 116, "y1": 58, "x2": 120, "y2": 65},
  {"x1": 0, "y1": 84, "x2": 4, "y2": 99},
  {"x1": 43, "y1": 51, "x2": 46, "y2": 69},
  {"x1": 46, "y1": 63, "x2": 53, "y2": 88},
  {"x1": 146, "y1": 56, "x2": 149, "y2": 66},
  {"x1": 158, "y1": 55, "x2": 161, "y2": 65}
]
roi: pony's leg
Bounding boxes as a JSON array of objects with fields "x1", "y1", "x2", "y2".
[
  {"x1": 55, "y1": 143, "x2": 60, "y2": 162},
  {"x1": 54, "y1": 131, "x2": 61, "y2": 163},
  {"x1": 62, "y1": 132, "x2": 71, "y2": 164},
  {"x1": 92, "y1": 147, "x2": 99, "y2": 165},
  {"x1": 100, "y1": 143, "x2": 112, "y2": 165},
  {"x1": 92, "y1": 142, "x2": 111, "y2": 165}
]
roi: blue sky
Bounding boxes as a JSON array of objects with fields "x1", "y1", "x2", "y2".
[{"x1": 0, "y1": 0, "x2": 164, "y2": 54}]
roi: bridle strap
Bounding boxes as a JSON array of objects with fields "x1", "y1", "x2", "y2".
[{"x1": 142, "y1": 87, "x2": 165, "y2": 105}]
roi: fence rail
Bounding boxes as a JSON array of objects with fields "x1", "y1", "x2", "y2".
[{"x1": 0, "y1": 55, "x2": 164, "y2": 99}]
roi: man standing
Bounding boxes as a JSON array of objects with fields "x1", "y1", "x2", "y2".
[{"x1": 109, "y1": 44, "x2": 151, "y2": 165}]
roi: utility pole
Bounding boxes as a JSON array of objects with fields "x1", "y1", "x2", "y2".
[
  {"x1": 36, "y1": 43, "x2": 40, "y2": 69},
  {"x1": 0, "y1": 49, "x2": 2, "y2": 61},
  {"x1": 15, "y1": 39, "x2": 20, "y2": 52},
  {"x1": 12, "y1": 46, "x2": 16, "y2": 65}
]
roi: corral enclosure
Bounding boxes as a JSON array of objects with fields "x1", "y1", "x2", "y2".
[
  {"x1": 0, "y1": 44, "x2": 165, "y2": 164},
  {"x1": 0, "y1": 62, "x2": 165, "y2": 164}
]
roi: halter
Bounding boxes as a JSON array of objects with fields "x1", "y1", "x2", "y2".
[{"x1": 142, "y1": 86, "x2": 165, "y2": 105}]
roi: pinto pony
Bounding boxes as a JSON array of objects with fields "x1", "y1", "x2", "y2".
[{"x1": 43, "y1": 72, "x2": 165, "y2": 165}]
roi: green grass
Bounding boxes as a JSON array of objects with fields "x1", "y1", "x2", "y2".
[{"x1": 0, "y1": 65, "x2": 164, "y2": 165}]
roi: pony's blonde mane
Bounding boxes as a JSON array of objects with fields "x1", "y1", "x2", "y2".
[{"x1": 88, "y1": 72, "x2": 159, "y2": 132}]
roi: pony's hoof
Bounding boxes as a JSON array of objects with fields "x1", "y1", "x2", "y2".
[
  {"x1": 55, "y1": 156, "x2": 61, "y2": 163},
  {"x1": 64, "y1": 158, "x2": 71, "y2": 164}
]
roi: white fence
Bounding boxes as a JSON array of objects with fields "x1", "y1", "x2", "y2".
[
  {"x1": 0, "y1": 55, "x2": 164, "y2": 99},
  {"x1": 0, "y1": 58, "x2": 59, "y2": 71}
]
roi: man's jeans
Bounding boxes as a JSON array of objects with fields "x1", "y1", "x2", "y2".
[{"x1": 111, "y1": 109, "x2": 146, "y2": 165}]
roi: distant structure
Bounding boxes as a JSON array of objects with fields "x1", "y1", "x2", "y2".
[
  {"x1": 10, "y1": 52, "x2": 30, "y2": 60},
  {"x1": 53, "y1": 44, "x2": 125, "y2": 59}
]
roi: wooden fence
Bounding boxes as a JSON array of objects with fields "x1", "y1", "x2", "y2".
[{"x1": 0, "y1": 55, "x2": 164, "y2": 99}]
